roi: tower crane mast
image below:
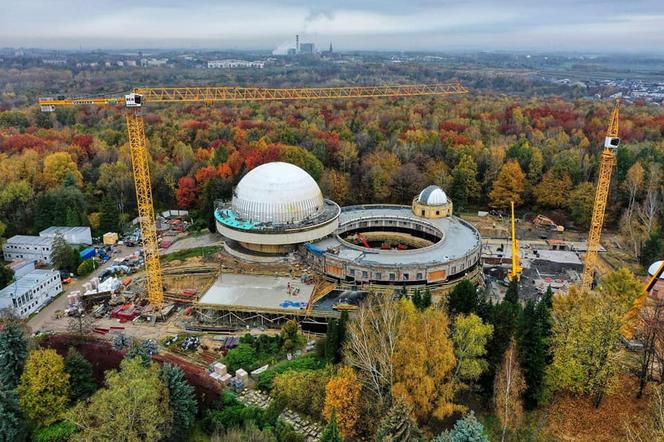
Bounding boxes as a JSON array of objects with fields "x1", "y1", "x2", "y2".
[
  {"x1": 39, "y1": 83, "x2": 469, "y2": 309},
  {"x1": 580, "y1": 100, "x2": 620, "y2": 291},
  {"x1": 508, "y1": 200, "x2": 522, "y2": 281}
]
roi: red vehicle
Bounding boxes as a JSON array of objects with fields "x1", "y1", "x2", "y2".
[{"x1": 63, "y1": 277, "x2": 73, "y2": 284}]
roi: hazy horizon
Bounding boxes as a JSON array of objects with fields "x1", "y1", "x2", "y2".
[{"x1": 2, "y1": 0, "x2": 664, "y2": 53}]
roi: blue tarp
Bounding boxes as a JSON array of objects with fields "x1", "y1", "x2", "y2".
[
  {"x1": 304, "y1": 243, "x2": 324, "y2": 256},
  {"x1": 79, "y1": 247, "x2": 96, "y2": 260}
]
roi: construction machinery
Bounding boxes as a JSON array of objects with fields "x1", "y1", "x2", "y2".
[
  {"x1": 580, "y1": 100, "x2": 621, "y2": 291},
  {"x1": 39, "y1": 83, "x2": 469, "y2": 308},
  {"x1": 508, "y1": 200, "x2": 522, "y2": 281},
  {"x1": 533, "y1": 214, "x2": 565, "y2": 233}
]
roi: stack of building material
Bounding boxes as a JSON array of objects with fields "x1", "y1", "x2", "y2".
[
  {"x1": 229, "y1": 377, "x2": 245, "y2": 392},
  {"x1": 219, "y1": 373, "x2": 232, "y2": 385},
  {"x1": 212, "y1": 362, "x2": 227, "y2": 376},
  {"x1": 111, "y1": 304, "x2": 142, "y2": 321},
  {"x1": 103, "y1": 232, "x2": 119, "y2": 245},
  {"x1": 235, "y1": 369, "x2": 249, "y2": 384},
  {"x1": 209, "y1": 372, "x2": 224, "y2": 382}
]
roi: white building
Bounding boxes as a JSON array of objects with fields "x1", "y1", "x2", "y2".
[
  {"x1": 39, "y1": 226, "x2": 92, "y2": 245},
  {"x1": 0, "y1": 270, "x2": 62, "y2": 318},
  {"x1": 8, "y1": 260, "x2": 36, "y2": 279},
  {"x1": 2, "y1": 235, "x2": 55, "y2": 264},
  {"x1": 207, "y1": 59, "x2": 264, "y2": 69}
]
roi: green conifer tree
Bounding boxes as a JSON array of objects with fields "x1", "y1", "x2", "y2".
[
  {"x1": 161, "y1": 363, "x2": 198, "y2": 441},
  {"x1": 448, "y1": 280, "x2": 479, "y2": 316},
  {"x1": 517, "y1": 300, "x2": 546, "y2": 409},
  {"x1": 504, "y1": 278, "x2": 519, "y2": 304},
  {"x1": 412, "y1": 289, "x2": 422, "y2": 310},
  {"x1": 321, "y1": 408, "x2": 343, "y2": 442},
  {"x1": 375, "y1": 400, "x2": 421, "y2": 442},
  {"x1": 0, "y1": 388, "x2": 26, "y2": 442},
  {"x1": 433, "y1": 411, "x2": 489, "y2": 442},
  {"x1": 64, "y1": 348, "x2": 97, "y2": 402},
  {"x1": 325, "y1": 318, "x2": 340, "y2": 363},
  {"x1": 0, "y1": 321, "x2": 28, "y2": 389},
  {"x1": 422, "y1": 289, "x2": 432, "y2": 309}
]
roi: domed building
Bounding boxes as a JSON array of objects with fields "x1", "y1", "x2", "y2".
[
  {"x1": 412, "y1": 185, "x2": 453, "y2": 218},
  {"x1": 215, "y1": 162, "x2": 340, "y2": 261}
]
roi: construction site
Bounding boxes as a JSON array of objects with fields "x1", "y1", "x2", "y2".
[{"x1": 22, "y1": 86, "x2": 663, "y2": 400}]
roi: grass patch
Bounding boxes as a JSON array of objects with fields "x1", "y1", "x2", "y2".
[
  {"x1": 256, "y1": 354, "x2": 327, "y2": 391},
  {"x1": 161, "y1": 246, "x2": 222, "y2": 263}
]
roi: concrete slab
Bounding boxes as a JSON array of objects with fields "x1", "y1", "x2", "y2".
[{"x1": 199, "y1": 274, "x2": 314, "y2": 310}]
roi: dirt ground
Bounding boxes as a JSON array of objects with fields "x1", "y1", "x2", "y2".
[{"x1": 542, "y1": 376, "x2": 652, "y2": 442}]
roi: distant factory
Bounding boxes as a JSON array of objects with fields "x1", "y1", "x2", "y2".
[{"x1": 275, "y1": 35, "x2": 332, "y2": 56}]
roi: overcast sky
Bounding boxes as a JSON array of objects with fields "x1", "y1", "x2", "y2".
[{"x1": 2, "y1": 0, "x2": 664, "y2": 53}]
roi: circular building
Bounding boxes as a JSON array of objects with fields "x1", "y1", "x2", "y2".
[
  {"x1": 303, "y1": 186, "x2": 481, "y2": 289},
  {"x1": 412, "y1": 185, "x2": 453, "y2": 218},
  {"x1": 215, "y1": 162, "x2": 340, "y2": 261}
]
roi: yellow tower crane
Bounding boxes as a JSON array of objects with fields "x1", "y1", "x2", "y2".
[
  {"x1": 39, "y1": 83, "x2": 469, "y2": 308},
  {"x1": 508, "y1": 200, "x2": 522, "y2": 281},
  {"x1": 580, "y1": 100, "x2": 621, "y2": 291}
]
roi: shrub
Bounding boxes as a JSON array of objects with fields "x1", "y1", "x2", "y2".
[
  {"x1": 76, "y1": 259, "x2": 96, "y2": 276},
  {"x1": 32, "y1": 421, "x2": 78, "y2": 442},
  {"x1": 256, "y1": 355, "x2": 327, "y2": 391}
]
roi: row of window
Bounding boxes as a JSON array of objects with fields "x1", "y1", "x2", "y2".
[
  {"x1": 348, "y1": 269, "x2": 426, "y2": 281},
  {"x1": 345, "y1": 255, "x2": 479, "y2": 282},
  {"x1": 4, "y1": 245, "x2": 51, "y2": 252}
]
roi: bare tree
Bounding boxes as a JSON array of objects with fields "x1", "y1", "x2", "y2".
[
  {"x1": 343, "y1": 293, "x2": 403, "y2": 410},
  {"x1": 638, "y1": 164, "x2": 663, "y2": 237},
  {"x1": 67, "y1": 311, "x2": 95, "y2": 336},
  {"x1": 634, "y1": 296, "x2": 664, "y2": 398},
  {"x1": 494, "y1": 338, "x2": 525, "y2": 442}
]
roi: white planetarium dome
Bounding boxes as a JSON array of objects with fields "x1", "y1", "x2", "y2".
[
  {"x1": 418, "y1": 185, "x2": 448, "y2": 206},
  {"x1": 649, "y1": 261, "x2": 664, "y2": 280},
  {"x1": 232, "y1": 162, "x2": 324, "y2": 224}
]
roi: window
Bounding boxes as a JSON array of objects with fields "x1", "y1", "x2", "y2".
[
  {"x1": 362, "y1": 271, "x2": 368, "y2": 279},
  {"x1": 436, "y1": 210, "x2": 440, "y2": 215},
  {"x1": 416, "y1": 272, "x2": 423, "y2": 280},
  {"x1": 375, "y1": 272, "x2": 382, "y2": 280},
  {"x1": 421, "y1": 210, "x2": 425, "y2": 216},
  {"x1": 389, "y1": 273, "x2": 396, "y2": 281},
  {"x1": 349, "y1": 269, "x2": 355, "y2": 276}
]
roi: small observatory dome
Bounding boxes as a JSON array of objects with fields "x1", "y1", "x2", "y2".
[
  {"x1": 649, "y1": 261, "x2": 664, "y2": 280},
  {"x1": 413, "y1": 185, "x2": 453, "y2": 219},
  {"x1": 232, "y1": 162, "x2": 324, "y2": 224},
  {"x1": 417, "y1": 185, "x2": 449, "y2": 206}
]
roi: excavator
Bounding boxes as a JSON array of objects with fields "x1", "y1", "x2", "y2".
[{"x1": 39, "y1": 83, "x2": 469, "y2": 309}]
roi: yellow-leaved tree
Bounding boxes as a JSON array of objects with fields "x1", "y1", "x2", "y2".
[
  {"x1": 546, "y1": 268, "x2": 642, "y2": 407},
  {"x1": 18, "y1": 348, "x2": 71, "y2": 426},
  {"x1": 533, "y1": 171, "x2": 573, "y2": 208},
  {"x1": 392, "y1": 299, "x2": 459, "y2": 423},
  {"x1": 43, "y1": 151, "x2": 83, "y2": 188},
  {"x1": 323, "y1": 366, "x2": 362, "y2": 439},
  {"x1": 489, "y1": 160, "x2": 526, "y2": 209}
]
